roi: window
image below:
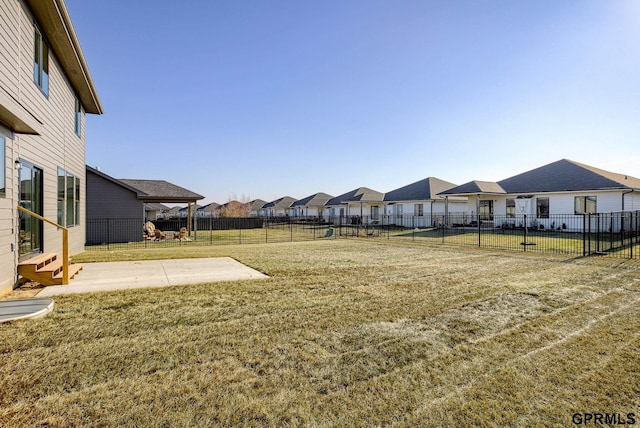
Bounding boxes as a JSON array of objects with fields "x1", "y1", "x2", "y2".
[
  {"x1": 506, "y1": 199, "x2": 515, "y2": 218},
  {"x1": 0, "y1": 137, "x2": 5, "y2": 196},
  {"x1": 57, "y1": 168, "x2": 65, "y2": 224},
  {"x1": 371, "y1": 205, "x2": 379, "y2": 220},
  {"x1": 57, "y1": 168, "x2": 81, "y2": 226},
  {"x1": 479, "y1": 200, "x2": 493, "y2": 220},
  {"x1": 74, "y1": 97, "x2": 82, "y2": 137},
  {"x1": 536, "y1": 197, "x2": 549, "y2": 219},
  {"x1": 33, "y1": 26, "x2": 49, "y2": 95},
  {"x1": 574, "y1": 196, "x2": 597, "y2": 214},
  {"x1": 396, "y1": 204, "x2": 403, "y2": 216},
  {"x1": 415, "y1": 204, "x2": 424, "y2": 216}
]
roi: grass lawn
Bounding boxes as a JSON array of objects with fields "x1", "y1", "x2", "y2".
[{"x1": 2, "y1": 240, "x2": 640, "y2": 426}]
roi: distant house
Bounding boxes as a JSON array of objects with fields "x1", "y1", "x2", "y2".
[
  {"x1": 178, "y1": 204, "x2": 202, "y2": 218},
  {"x1": 324, "y1": 187, "x2": 385, "y2": 223},
  {"x1": 262, "y1": 196, "x2": 297, "y2": 217},
  {"x1": 86, "y1": 166, "x2": 204, "y2": 244},
  {"x1": 439, "y1": 159, "x2": 640, "y2": 231},
  {"x1": 198, "y1": 202, "x2": 221, "y2": 218},
  {"x1": 220, "y1": 200, "x2": 250, "y2": 217},
  {"x1": 290, "y1": 192, "x2": 333, "y2": 218},
  {"x1": 167, "y1": 206, "x2": 182, "y2": 219},
  {"x1": 0, "y1": 0, "x2": 103, "y2": 293},
  {"x1": 249, "y1": 199, "x2": 267, "y2": 217},
  {"x1": 145, "y1": 203, "x2": 170, "y2": 221},
  {"x1": 383, "y1": 177, "x2": 467, "y2": 227}
]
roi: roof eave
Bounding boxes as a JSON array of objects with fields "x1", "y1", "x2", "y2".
[
  {"x1": 0, "y1": 88, "x2": 43, "y2": 134},
  {"x1": 25, "y1": 0, "x2": 103, "y2": 114}
]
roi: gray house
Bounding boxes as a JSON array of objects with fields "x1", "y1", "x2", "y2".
[
  {"x1": 324, "y1": 187, "x2": 385, "y2": 223},
  {"x1": 290, "y1": 192, "x2": 333, "y2": 218},
  {"x1": 86, "y1": 166, "x2": 204, "y2": 244},
  {"x1": 262, "y1": 196, "x2": 297, "y2": 217},
  {"x1": 439, "y1": 159, "x2": 640, "y2": 231},
  {"x1": 383, "y1": 177, "x2": 467, "y2": 227}
]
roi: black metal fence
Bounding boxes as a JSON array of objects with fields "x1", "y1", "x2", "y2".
[{"x1": 86, "y1": 211, "x2": 640, "y2": 259}]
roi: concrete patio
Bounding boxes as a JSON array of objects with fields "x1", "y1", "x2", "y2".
[{"x1": 36, "y1": 257, "x2": 268, "y2": 297}]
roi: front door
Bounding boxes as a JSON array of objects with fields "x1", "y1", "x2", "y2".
[{"x1": 19, "y1": 160, "x2": 43, "y2": 258}]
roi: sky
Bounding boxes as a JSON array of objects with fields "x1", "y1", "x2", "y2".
[{"x1": 65, "y1": 0, "x2": 640, "y2": 205}]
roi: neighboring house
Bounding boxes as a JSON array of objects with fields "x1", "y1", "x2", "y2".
[
  {"x1": 86, "y1": 166, "x2": 204, "y2": 244},
  {"x1": 249, "y1": 199, "x2": 267, "y2": 217},
  {"x1": 145, "y1": 203, "x2": 170, "y2": 221},
  {"x1": 167, "y1": 206, "x2": 182, "y2": 218},
  {"x1": 198, "y1": 202, "x2": 221, "y2": 218},
  {"x1": 0, "y1": 0, "x2": 103, "y2": 295},
  {"x1": 177, "y1": 204, "x2": 202, "y2": 218},
  {"x1": 383, "y1": 177, "x2": 468, "y2": 227},
  {"x1": 324, "y1": 187, "x2": 385, "y2": 223},
  {"x1": 439, "y1": 159, "x2": 640, "y2": 231},
  {"x1": 290, "y1": 192, "x2": 333, "y2": 218},
  {"x1": 262, "y1": 196, "x2": 297, "y2": 217},
  {"x1": 220, "y1": 200, "x2": 250, "y2": 217}
]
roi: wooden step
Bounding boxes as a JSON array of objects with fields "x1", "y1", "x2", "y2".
[
  {"x1": 53, "y1": 263, "x2": 83, "y2": 281},
  {"x1": 19, "y1": 253, "x2": 58, "y2": 269},
  {"x1": 18, "y1": 253, "x2": 82, "y2": 286}
]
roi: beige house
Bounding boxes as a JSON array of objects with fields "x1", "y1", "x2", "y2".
[{"x1": 0, "y1": 0, "x2": 102, "y2": 295}]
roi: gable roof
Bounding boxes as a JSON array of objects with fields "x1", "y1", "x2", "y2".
[
  {"x1": 291, "y1": 192, "x2": 333, "y2": 207},
  {"x1": 384, "y1": 177, "x2": 458, "y2": 202},
  {"x1": 249, "y1": 199, "x2": 267, "y2": 211},
  {"x1": 178, "y1": 204, "x2": 202, "y2": 212},
  {"x1": 498, "y1": 159, "x2": 640, "y2": 193},
  {"x1": 326, "y1": 187, "x2": 384, "y2": 206},
  {"x1": 262, "y1": 196, "x2": 297, "y2": 209},
  {"x1": 144, "y1": 203, "x2": 170, "y2": 211},
  {"x1": 439, "y1": 180, "x2": 506, "y2": 196},
  {"x1": 198, "y1": 202, "x2": 221, "y2": 211},
  {"x1": 119, "y1": 179, "x2": 204, "y2": 203}
]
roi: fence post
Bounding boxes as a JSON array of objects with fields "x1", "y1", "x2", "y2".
[
  {"x1": 523, "y1": 214, "x2": 528, "y2": 251},
  {"x1": 582, "y1": 214, "x2": 586, "y2": 257},
  {"x1": 477, "y1": 212, "x2": 481, "y2": 247},
  {"x1": 107, "y1": 218, "x2": 111, "y2": 251}
]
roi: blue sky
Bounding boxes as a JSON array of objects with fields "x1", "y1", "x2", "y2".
[{"x1": 66, "y1": 0, "x2": 640, "y2": 205}]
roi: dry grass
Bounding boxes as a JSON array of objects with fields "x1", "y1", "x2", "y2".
[{"x1": 2, "y1": 240, "x2": 640, "y2": 426}]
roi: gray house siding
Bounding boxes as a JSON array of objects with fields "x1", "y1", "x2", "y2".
[
  {"x1": 86, "y1": 170, "x2": 143, "y2": 244},
  {"x1": 0, "y1": 0, "x2": 102, "y2": 295}
]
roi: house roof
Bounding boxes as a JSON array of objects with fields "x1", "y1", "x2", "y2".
[
  {"x1": 25, "y1": 0, "x2": 103, "y2": 114},
  {"x1": 249, "y1": 199, "x2": 268, "y2": 211},
  {"x1": 384, "y1": 177, "x2": 458, "y2": 202},
  {"x1": 198, "y1": 203, "x2": 221, "y2": 211},
  {"x1": 326, "y1": 187, "x2": 384, "y2": 206},
  {"x1": 87, "y1": 166, "x2": 204, "y2": 203},
  {"x1": 291, "y1": 192, "x2": 334, "y2": 207},
  {"x1": 262, "y1": 196, "x2": 297, "y2": 209},
  {"x1": 439, "y1": 181, "x2": 507, "y2": 196},
  {"x1": 439, "y1": 159, "x2": 640, "y2": 197},
  {"x1": 144, "y1": 203, "x2": 170, "y2": 211},
  {"x1": 498, "y1": 159, "x2": 640, "y2": 193},
  {"x1": 178, "y1": 204, "x2": 202, "y2": 212},
  {"x1": 119, "y1": 179, "x2": 204, "y2": 203}
]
